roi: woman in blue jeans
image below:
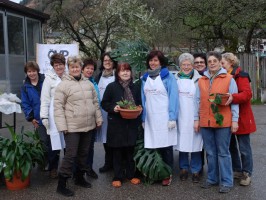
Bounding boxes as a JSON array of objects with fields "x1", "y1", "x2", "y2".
[
  {"x1": 221, "y1": 52, "x2": 256, "y2": 186},
  {"x1": 194, "y1": 51, "x2": 239, "y2": 193}
]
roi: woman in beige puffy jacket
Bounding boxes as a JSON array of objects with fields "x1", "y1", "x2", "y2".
[{"x1": 54, "y1": 56, "x2": 103, "y2": 197}]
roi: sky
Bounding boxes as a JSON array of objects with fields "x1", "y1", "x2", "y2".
[{"x1": 10, "y1": 0, "x2": 21, "y2": 3}]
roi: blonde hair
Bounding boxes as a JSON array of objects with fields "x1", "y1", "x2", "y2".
[
  {"x1": 222, "y1": 53, "x2": 239, "y2": 68},
  {"x1": 67, "y1": 56, "x2": 83, "y2": 67}
]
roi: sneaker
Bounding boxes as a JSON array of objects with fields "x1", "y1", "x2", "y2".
[
  {"x1": 219, "y1": 185, "x2": 231, "y2": 193},
  {"x1": 180, "y1": 169, "x2": 188, "y2": 181},
  {"x1": 240, "y1": 172, "x2": 251, "y2": 186},
  {"x1": 87, "y1": 169, "x2": 98, "y2": 179},
  {"x1": 201, "y1": 181, "x2": 218, "y2": 189},
  {"x1": 233, "y1": 171, "x2": 243, "y2": 179},
  {"x1": 50, "y1": 169, "x2": 58, "y2": 179},
  {"x1": 162, "y1": 176, "x2": 172, "y2": 186},
  {"x1": 192, "y1": 173, "x2": 200, "y2": 183}
]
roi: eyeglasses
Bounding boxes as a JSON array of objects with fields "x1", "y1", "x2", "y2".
[
  {"x1": 194, "y1": 61, "x2": 205, "y2": 65},
  {"x1": 104, "y1": 59, "x2": 113, "y2": 63}
]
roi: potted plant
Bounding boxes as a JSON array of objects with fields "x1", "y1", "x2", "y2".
[
  {"x1": 116, "y1": 99, "x2": 142, "y2": 119},
  {"x1": 0, "y1": 124, "x2": 44, "y2": 190},
  {"x1": 209, "y1": 93, "x2": 230, "y2": 126}
]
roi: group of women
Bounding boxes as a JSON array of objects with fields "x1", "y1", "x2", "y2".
[{"x1": 21, "y1": 50, "x2": 256, "y2": 197}]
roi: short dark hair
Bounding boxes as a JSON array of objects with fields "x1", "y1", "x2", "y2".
[
  {"x1": 24, "y1": 61, "x2": 40, "y2": 73},
  {"x1": 82, "y1": 58, "x2": 96, "y2": 70},
  {"x1": 146, "y1": 50, "x2": 167, "y2": 69},
  {"x1": 100, "y1": 52, "x2": 118, "y2": 71},
  {"x1": 50, "y1": 53, "x2": 66, "y2": 66},
  {"x1": 207, "y1": 51, "x2": 222, "y2": 61},
  {"x1": 115, "y1": 62, "x2": 133, "y2": 81},
  {"x1": 193, "y1": 53, "x2": 207, "y2": 66}
]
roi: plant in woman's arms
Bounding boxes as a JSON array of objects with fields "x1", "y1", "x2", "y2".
[
  {"x1": 209, "y1": 93, "x2": 229, "y2": 126},
  {"x1": 116, "y1": 99, "x2": 137, "y2": 110}
]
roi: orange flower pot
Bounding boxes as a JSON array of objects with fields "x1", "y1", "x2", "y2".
[
  {"x1": 5, "y1": 171, "x2": 30, "y2": 190},
  {"x1": 117, "y1": 106, "x2": 142, "y2": 119}
]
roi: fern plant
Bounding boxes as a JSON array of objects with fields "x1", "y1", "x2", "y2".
[{"x1": 209, "y1": 93, "x2": 224, "y2": 126}]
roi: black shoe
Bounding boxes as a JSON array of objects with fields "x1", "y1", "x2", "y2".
[
  {"x1": 57, "y1": 175, "x2": 74, "y2": 197},
  {"x1": 180, "y1": 169, "x2": 188, "y2": 181},
  {"x1": 219, "y1": 185, "x2": 231, "y2": 193},
  {"x1": 75, "y1": 170, "x2": 92, "y2": 188},
  {"x1": 192, "y1": 173, "x2": 200, "y2": 183},
  {"x1": 201, "y1": 181, "x2": 218, "y2": 189},
  {"x1": 87, "y1": 169, "x2": 98, "y2": 179},
  {"x1": 99, "y1": 165, "x2": 112, "y2": 173}
]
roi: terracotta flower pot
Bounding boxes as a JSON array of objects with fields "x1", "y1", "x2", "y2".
[
  {"x1": 209, "y1": 93, "x2": 230, "y2": 106},
  {"x1": 5, "y1": 171, "x2": 30, "y2": 190},
  {"x1": 117, "y1": 106, "x2": 142, "y2": 119}
]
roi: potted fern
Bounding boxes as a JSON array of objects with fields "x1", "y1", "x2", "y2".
[{"x1": 0, "y1": 124, "x2": 44, "y2": 190}]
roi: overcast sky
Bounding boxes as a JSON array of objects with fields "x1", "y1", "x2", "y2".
[{"x1": 10, "y1": 0, "x2": 21, "y2": 3}]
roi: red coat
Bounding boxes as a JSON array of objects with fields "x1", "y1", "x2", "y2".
[{"x1": 231, "y1": 67, "x2": 256, "y2": 134}]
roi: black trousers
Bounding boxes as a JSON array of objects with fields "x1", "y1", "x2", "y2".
[
  {"x1": 59, "y1": 131, "x2": 92, "y2": 177},
  {"x1": 112, "y1": 146, "x2": 135, "y2": 181}
]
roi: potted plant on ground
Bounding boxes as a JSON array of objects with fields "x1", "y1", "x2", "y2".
[
  {"x1": 116, "y1": 99, "x2": 142, "y2": 119},
  {"x1": 0, "y1": 124, "x2": 44, "y2": 190}
]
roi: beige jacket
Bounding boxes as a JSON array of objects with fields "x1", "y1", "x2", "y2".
[{"x1": 54, "y1": 74, "x2": 103, "y2": 133}]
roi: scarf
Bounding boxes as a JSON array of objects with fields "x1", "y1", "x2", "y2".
[
  {"x1": 119, "y1": 79, "x2": 135, "y2": 105},
  {"x1": 148, "y1": 66, "x2": 161, "y2": 80},
  {"x1": 102, "y1": 69, "x2": 114, "y2": 78},
  {"x1": 209, "y1": 67, "x2": 222, "y2": 82},
  {"x1": 178, "y1": 70, "x2": 194, "y2": 79}
]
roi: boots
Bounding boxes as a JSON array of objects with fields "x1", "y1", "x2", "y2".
[
  {"x1": 57, "y1": 174, "x2": 74, "y2": 197},
  {"x1": 75, "y1": 170, "x2": 92, "y2": 188}
]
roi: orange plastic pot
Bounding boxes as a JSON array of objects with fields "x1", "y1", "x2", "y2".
[
  {"x1": 5, "y1": 171, "x2": 30, "y2": 190},
  {"x1": 118, "y1": 106, "x2": 142, "y2": 119}
]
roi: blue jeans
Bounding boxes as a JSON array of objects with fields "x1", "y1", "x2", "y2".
[
  {"x1": 179, "y1": 151, "x2": 202, "y2": 173},
  {"x1": 230, "y1": 134, "x2": 253, "y2": 175},
  {"x1": 201, "y1": 127, "x2": 233, "y2": 187}
]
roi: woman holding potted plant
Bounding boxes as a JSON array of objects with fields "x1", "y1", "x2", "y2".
[
  {"x1": 54, "y1": 56, "x2": 103, "y2": 197},
  {"x1": 141, "y1": 50, "x2": 179, "y2": 186},
  {"x1": 40, "y1": 53, "x2": 66, "y2": 179},
  {"x1": 194, "y1": 51, "x2": 239, "y2": 193},
  {"x1": 101, "y1": 62, "x2": 141, "y2": 188},
  {"x1": 221, "y1": 52, "x2": 256, "y2": 186},
  {"x1": 96, "y1": 52, "x2": 117, "y2": 173},
  {"x1": 175, "y1": 53, "x2": 203, "y2": 183}
]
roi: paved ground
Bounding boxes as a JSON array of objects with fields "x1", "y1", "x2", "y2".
[{"x1": 0, "y1": 105, "x2": 266, "y2": 200}]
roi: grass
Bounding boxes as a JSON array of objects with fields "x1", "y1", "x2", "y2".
[{"x1": 251, "y1": 99, "x2": 263, "y2": 105}]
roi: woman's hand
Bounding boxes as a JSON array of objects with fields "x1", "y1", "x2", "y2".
[
  {"x1": 194, "y1": 120, "x2": 200, "y2": 133},
  {"x1": 32, "y1": 119, "x2": 39, "y2": 128},
  {"x1": 231, "y1": 121, "x2": 239, "y2": 133},
  {"x1": 96, "y1": 121, "x2": 103, "y2": 127},
  {"x1": 114, "y1": 105, "x2": 120, "y2": 112},
  {"x1": 225, "y1": 93, "x2": 233, "y2": 105}
]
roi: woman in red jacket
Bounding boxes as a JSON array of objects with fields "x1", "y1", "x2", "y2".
[{"x1": 221, "y1": 52, "x2": 256, "y2": 186}]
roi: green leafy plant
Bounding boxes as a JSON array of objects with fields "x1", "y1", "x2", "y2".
[
  {"x1": 116, "y1": 99, "x2": 137, "y2": 110},
  {"x1": 209, "y1": 93, "x2": 224, "y2": 126},
  {"x1": 134, "y1": 128, "x2": 172, "y2": 184},
  {"x1": 0, "y1": 124, "x2": 44, "y2": 181}
]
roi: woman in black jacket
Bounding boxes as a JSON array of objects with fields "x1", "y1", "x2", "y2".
[{"x1": 101, "y1": 62, "x2": 141, "y2": 188}]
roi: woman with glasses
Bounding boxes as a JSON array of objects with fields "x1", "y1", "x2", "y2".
[
  {"x1": 95, "y1": 52, "x2": 118, "y2": 173},
  {"x1": 175, "y1": 53, "x2": 203, "y2": 183},
  {"x1": 194, "y1": 51, "x2": 239, "y2": 193}
]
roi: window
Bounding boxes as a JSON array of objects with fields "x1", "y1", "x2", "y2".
[
  {"x1": 7, "y1": 15, "x2": 24, "y2": 55},
  {"x1": 0, "y1": 13, "x2": 4, "y2": 54},
  {"x1": 26, "y1": 19, "x2": 40, "y2": 57}
]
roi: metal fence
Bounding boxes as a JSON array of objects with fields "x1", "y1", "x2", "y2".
[{"x1": 238, "y1": 53, "x2": 266, "y2": 100}]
